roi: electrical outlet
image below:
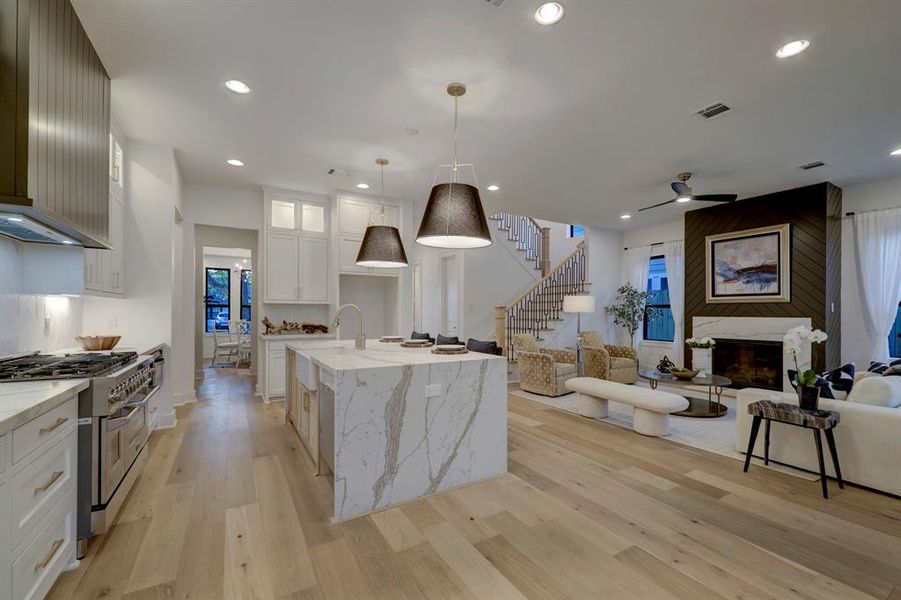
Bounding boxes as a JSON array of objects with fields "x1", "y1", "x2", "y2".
[
  {"x1": 108, "y1": 316, "x2": 118, "y2": 330},
  {"x1": 425, "y1": 383, "x2": 442, "y2": 397}
]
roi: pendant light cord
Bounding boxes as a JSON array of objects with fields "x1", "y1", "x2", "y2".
[
  {"x1": 380, "y1": 161, "x2": 385, "y2": 221},
  {"x1": 452, "y1": 95, "x2": 459, "y2": 183}
]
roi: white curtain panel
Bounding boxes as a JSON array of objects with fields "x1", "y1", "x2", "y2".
[
  {"x1": 854, "y1": 208, "x2": 901, "y2": 362},
  {"x1": 624, "y1": 246, "x2": 653, "y2": 345},
  {"x1": 663, "y1": 240, "x2": 686, "y2": 365}
]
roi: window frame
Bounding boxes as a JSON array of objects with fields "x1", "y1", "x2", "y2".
[
  {"x1": 240, "y1": 269, "x2": 252, "y2": 322},
  {"x1": 205, "y1": 267, "x2": 231, "y2": 333},
  {"x1": 890, "y1": 300, "x2": 901, "y2": 359},
  {"x1": 643, "y1": 254, "x2": 674, "y2": 343},
  {"x1": 567, "y1": 224, "x2": 585, "y2": 238}
]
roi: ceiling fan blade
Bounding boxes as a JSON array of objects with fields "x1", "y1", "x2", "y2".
[
  {"x1": 693, "y1": 194, "x2": 738, "y2": 203},
  {"x1": 671, "y1": 181, "x2": 690, "y2": 195},
  {"x1": 638, "y1": 198, "x2": 677, "y2": 212}
]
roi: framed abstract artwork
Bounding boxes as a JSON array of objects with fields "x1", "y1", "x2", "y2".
[{"x1": 705, "y1": 223, "x2": 791, "y2": 303}]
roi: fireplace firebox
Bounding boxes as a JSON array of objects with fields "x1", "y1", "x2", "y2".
[{"x1": 713, "y1": 338, "x2": 783, "y2": 391}]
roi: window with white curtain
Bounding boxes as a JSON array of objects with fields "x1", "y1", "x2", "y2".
[{"x1": 644, "y1": 255, "x2": 674, "y2": 342}]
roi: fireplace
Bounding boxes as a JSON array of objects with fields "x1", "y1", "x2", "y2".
[{"x1": 713, "y1": 338, "x2": 783, "y2": 391}]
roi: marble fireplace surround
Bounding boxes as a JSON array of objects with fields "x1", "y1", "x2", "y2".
[{"x1": 692, "y1": 316, "x2": 812, "y2": 392}]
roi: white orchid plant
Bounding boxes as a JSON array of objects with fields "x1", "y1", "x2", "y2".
[
  {"x1": 783, "y1": 325, "x2": 828, "y2": 388},
  {"x1": 686, "y1": 337, "x2": 716, "y2": 349}
]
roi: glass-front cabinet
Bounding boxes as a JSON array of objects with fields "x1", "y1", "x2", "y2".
[{"x1": 267, "y1": 196, "x2": 326, "y2": 235}]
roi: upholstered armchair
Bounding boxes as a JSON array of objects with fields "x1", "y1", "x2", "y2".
[
  {"x1": 513, "y1": 333, "x2": 577, "y2": 397},
  {"x1": 581, "y1": 331, "x2": 638, "y2": 384}
]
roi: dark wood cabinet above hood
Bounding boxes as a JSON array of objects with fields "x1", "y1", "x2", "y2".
[{"x1": 0, "y1": 0, "x2": 111, "y2": 248}]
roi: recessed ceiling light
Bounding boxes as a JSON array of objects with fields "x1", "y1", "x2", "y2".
[
  {"x1": 620, "y1": 213, "x2": 631, "y2": 220},
  {"x1": 356, "y1": 183, "x2": 370, "y2": 190},
  {"x1": 486, "y1": 184, "x2": 500, "y2": 192},
  {"x1": 7, "y1": 217, "x2": 23, "y2": 222},
  {"x1": 61, "y1": 239, "x2": 74, "y2": 244},
  {"x1": 891, "y1": 148, "x2": 901, "y2": 156},
  {"x1": 534, "y1": 2, "x2": 564, "y2": 25},
  {"x1": 776, "y1": 39, "x2": 810, "y2": 58},
  {"x1": 226, "y1": 159, "x2": 244, "y2": 167},
  {"x1": 225, "y1": 79, "x2": 251, "y2": 94},
  {"x1": 676, "y1": 196, "x2": 692, "y2": 203}
]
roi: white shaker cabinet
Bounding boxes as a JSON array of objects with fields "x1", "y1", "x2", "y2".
[
  {"x1": 265, "y1": 233, "x2": 301, "y2": 302},
  {"x1": 337, "y1": 196, "x2": 401, "y2": 276},
  {"x1": 263, "y1": 193, "x2": 330, "y2": 304},
  {"x1": 101, "y1": 194, "x2": 125, "y2": 295}
]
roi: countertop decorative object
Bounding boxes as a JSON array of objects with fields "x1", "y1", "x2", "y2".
[
  {"x1": 262, "y1": 316, "x2": 329, "y2": 335},
  {"x1": 75, "y1": 335, "x2": 121, "y2": 351}
]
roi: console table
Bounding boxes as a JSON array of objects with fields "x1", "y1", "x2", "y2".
[{"x1": 743, "y1": 400, "x2": 843, "y2": 499}]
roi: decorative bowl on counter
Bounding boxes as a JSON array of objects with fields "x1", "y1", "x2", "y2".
[
  {"x1": 75, "y1": 335, "x2": 122, "y2": 351},
  {"x1": 670, "y1": 368, "x2": 699, "y2": 380}
]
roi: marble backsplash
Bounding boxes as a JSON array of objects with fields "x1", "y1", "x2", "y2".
[{"x1": 0, "y1": 237, "x2": 84, "y2": 356}]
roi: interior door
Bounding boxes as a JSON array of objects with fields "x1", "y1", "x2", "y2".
[
  {"x1": 265, "y1": 233, "x2": 300, "y2": 301},
  {"x1": 440, "y1": 254, "x2": 459, "y2": 336}
]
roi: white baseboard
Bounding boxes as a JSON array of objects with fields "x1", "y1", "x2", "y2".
[
  {"x1": 153, "y1": 409, "x2": 178, "y2": 430},
  {"x1": 173, "y1": 390, "x2": 196, "y2": 406}
]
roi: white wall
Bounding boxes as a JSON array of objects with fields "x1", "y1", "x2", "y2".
[
  {"x1": 841, "y1": 175, "x2": 901, "y2": 366},
  {"x1": 0, "y1": 237, "x2": 84, "y2": 355},
  {"x1": 82, "y1": 140, "x2": 182, "y2": 429},
  {"x1": 337, "y1": 275, "x2": 398, "y2": 339},
  {"x1": 534, "y1": 219, "x2": 582, "y2": 266}
]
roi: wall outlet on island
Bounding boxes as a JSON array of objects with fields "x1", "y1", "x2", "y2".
[
  {"x1": 425, "y1": 383, "x2": 443, "y2": 397},
  {"x1": 107, "y1": 316, "x2": 118, "y2": 330}
]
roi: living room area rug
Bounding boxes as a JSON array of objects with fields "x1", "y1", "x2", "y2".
[{"x1": 509, "y1": 384, "x2": 818, "y2": 481}]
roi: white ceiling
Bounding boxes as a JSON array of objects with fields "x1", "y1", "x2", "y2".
[{"x1": 73, "y1": 0, "x2": 901, "y2": 230}]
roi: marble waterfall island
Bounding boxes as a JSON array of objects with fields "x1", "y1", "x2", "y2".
[{"x1": 286, "y1": 340, "x2": 507, "y2": 521}]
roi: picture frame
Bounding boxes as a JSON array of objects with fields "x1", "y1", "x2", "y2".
[{"x1": 705, "y1": 223, "x2": 790, "y2": 303}]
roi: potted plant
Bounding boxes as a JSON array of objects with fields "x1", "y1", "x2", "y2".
[
  {"x1": 686, "y1": 337, "x2": 716, "y2": 375},
  {"x1": 783, "y1": 325, "x2": 828, "y2": 411},
  {"x1": 605, "y1": 283, "x2": 661, "y2": 348}
]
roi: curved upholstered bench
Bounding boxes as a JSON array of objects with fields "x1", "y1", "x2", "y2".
[{"x1": 565, "y1": 377, "x2": 689, "y2": 437}]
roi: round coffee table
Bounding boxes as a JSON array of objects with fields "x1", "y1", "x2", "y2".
[{"x1": 639, "y1": 370, "x2": 731, "y2": 418}]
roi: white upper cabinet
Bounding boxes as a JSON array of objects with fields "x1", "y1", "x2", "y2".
[
  {"x1": 85, "y1": 131, "x2": 126, "y2": 297},
  {"x1": 263, "y1": 192, "x2": 331, "y2": 304},
  {"x1": 338, "y1": 197, "x2": 399, "y2": 235},
  {"x1": 270, "y1": 199, "x2": 297, "y2": 231},
  {"x1": 299, "y1": 237, "x2": 328, "y2": 302},
  {"x1": 265, "y1": 233, "x2": 301, "y2": 302}
]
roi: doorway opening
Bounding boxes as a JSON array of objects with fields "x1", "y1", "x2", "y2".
[{"x1": 202, "y1": 246, "x2": 253, "y2": 369}]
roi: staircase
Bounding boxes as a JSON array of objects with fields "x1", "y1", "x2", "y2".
[
  {"x1": 495, "y1": 240, "x2": 588, "y2": 360},
  {"x1": 488, "y1": 213, "x2": 551, "y2": 276}
]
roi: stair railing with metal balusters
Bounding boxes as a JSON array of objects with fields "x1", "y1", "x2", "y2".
[
  {"x1": 488, "y1": 213, "x2": 551, "y2": 276},
  {"x1": 495, "y1": 241, "x2": 587, "y2": 360}
]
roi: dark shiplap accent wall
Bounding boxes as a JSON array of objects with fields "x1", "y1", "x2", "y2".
[{"x1": 684, "y1": 182, "x2": 842, "y2": 372}]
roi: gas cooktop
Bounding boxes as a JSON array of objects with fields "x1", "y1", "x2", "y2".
[{"x1": 0, "y1": 351, "x2": 138, "y2": 381}]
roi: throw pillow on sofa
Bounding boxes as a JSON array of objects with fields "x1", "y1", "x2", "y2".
[
  {"x1": 788, "y1": 363, "x2": 855, "y2": 400},
  {"x1": 867, "y1": 359, "x2": 901, "y2": 375},
  {"x1": 847, "y1": 375, "x2": 901, "y2": 408}
]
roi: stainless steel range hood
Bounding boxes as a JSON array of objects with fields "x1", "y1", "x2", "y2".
[
  {"x1": 1, "y1": 0, "x2": 111, "y2": 249},
  {"x1": 0, "y1": 212, "x2": 82, "y2": 246}
]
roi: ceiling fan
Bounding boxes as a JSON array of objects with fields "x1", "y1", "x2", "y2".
[{"x1": 638, "y1": 172, "x2": 738, "y2": 212}]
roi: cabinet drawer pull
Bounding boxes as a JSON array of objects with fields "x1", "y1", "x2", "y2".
[
  {"x1": 39, "y1": 417, "x2": 69, "y2": 435},
  {"x1": 34, "y1": 470, "x2": 64, "y2": 495},
  {"x1": 34, "y1": 538, "x2": 64, "y2": 571}
]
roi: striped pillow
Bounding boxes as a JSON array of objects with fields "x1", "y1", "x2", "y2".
[
  {"x1": 788, "y1": 363, "x2": 856, "y2": 400},
  {"x1": 868, "y1": 359, "x2": 901, "y2": 375}
]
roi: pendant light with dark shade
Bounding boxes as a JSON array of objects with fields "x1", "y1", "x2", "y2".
[
  {"x1": 355, "y1": 158, "x2": 409, "y2": 268},
  {"x1": 415, "y1": 83, "x2": 492, "y2": 249}
]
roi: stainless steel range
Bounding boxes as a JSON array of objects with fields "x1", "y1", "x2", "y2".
[{"x1": 0, "y1": 349, "x2": 162, "y2": 558}]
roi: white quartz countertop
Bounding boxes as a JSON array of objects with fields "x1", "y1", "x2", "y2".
[
  {"x1": 0, "y1": 379, "x2": 89, "y2": 435},
  {"x1": 286, "y1": 339, "x2": 504, "y2": 372}
]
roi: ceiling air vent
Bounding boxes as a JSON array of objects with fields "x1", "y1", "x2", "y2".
[
  {"x1": 327, "y1": 168, "x2": 350, "y2": 178},
  {"x1": 799, "y1": 160, "x2": 827, "y2": 171},
  {"x1": 694, "y1": 102, "x2": 731, "y2": 119},
  {"x1": 485, "y1": 0, "x2": 505, "y2": 5}
]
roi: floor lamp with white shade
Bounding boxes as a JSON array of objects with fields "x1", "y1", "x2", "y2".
[{"x1": 563, "y1": 294, "x2": 595, "y2": 375}]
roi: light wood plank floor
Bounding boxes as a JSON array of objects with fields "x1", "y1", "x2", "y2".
[{"x1": 49, "y1": 368, "x2": 901, "y2": 599}]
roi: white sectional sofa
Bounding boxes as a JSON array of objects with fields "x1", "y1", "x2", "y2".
[{"x1": 736, "y1": 376, "x2": 901, "y2": 497}]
